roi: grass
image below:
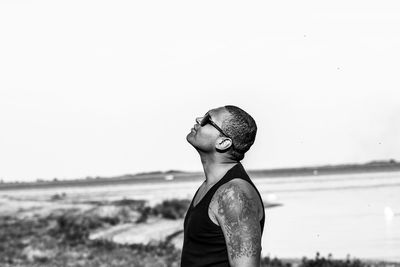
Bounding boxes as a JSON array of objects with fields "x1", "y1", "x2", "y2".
[{"x1": 0, "y1": 209, "x2": 181, "y2": 266}]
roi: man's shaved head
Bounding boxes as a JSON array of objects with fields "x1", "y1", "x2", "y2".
[{"x1": 221, "y1": 105, "x2": 257, "y2": 161}]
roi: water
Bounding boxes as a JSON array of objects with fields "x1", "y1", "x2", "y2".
[
  {"x1": 2, "y1": 171, "x2": 400, "y2": 261},
  {"x1": 254, "y1": 171, "x2": 400, "y2": 262}
]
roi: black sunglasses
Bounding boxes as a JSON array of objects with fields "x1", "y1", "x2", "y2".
[{"x1": 200, "y1": 114, "x2": 232, "y2": 140}]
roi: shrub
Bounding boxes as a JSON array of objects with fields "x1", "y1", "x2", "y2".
[
  {"x1": 300, "y1": 253, "x2": 368, "y2": 267},
  {"x1": 50, "y1": 214, "x2": 109, "y2": 245},
  {"x1": 153, "y1": 199, "x2": 190, "y2": 220},
  {"x1": 136, "y1": 206, "x2": 153, "y2": 223},
  {"x1": 135, "y1": 199, "x2": 190, "y2": 223},
  {"x1": 111, "y1": 199, "x2": 147, "y2": 211},
  {"x1": 261, "y1": 256, "x2": 292, "y2": 267},
  {"x1": 50, "y1": 193, "x2": 66, "y2": 201}
]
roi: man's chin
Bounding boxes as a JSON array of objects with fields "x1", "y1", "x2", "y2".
[
  {"x1": 186, "y1": 132, "x2": 194, "y2": 143},
  {"x1": 186, "y1": 133, "x2": 200, "y2": 149}
]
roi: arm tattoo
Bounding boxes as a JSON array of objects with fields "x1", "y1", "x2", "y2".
[{"x1": 217, "y1": 183, "x2": 261, "y2": 260}]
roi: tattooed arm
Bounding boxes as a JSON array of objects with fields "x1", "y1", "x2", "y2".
[{"x1": 210, "y1": 179, "x2": 262, "y2": 267}]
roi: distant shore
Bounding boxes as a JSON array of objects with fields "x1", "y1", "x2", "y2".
[
  {"x1": 249, "y1": 159, "x2": 400, "y2": 178},
  {"x1": 1, "y1": 159, "x2": 399, "y2": 191}
]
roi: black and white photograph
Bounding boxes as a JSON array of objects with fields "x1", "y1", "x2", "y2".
[{"x1": 0, "y1": 1, "x2": 399, "y2": 266}]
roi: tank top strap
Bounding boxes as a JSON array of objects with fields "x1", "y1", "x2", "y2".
[{"x1": 201, "y1": 163, "x2": 242, "y2": 204}]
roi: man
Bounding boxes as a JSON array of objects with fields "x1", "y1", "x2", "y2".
[{"x1": 181, "y1": 105, "x2": 265, "y2": 267}]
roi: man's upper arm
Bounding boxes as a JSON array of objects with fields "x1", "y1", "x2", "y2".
[{"x1": 213, "y1": 180, "x2": 262, "y2": 267}]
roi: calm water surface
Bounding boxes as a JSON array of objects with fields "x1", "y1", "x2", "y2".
[{"x1": 255, "y1": 171, "x2": 400, "y2": 262}]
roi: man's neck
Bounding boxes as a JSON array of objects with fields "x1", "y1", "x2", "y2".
[{"x1": 200, "y1": 154, "x2": 238, "y2": 185}]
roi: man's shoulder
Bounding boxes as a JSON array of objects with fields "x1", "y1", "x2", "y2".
[
  {"x1": 209, "y1": 178, "x2": 263, "y2": 222},
  {"x1": 215, "y1": 178, "x2": 260, "y2": 200}
]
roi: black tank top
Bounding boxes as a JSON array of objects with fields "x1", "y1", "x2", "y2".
[{"x1": 181, "y1": 163, "x2": 265, "y2": 267}]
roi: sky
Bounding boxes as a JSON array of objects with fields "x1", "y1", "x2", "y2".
[{"x1": 0, "y1": 0, "x2": 399, "y2": 182}]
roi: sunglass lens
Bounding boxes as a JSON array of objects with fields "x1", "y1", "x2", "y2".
[{"x1": 200, "y1": 114, "x2": 210, "y2": 126}]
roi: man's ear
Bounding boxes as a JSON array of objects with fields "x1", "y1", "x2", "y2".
[{"x1": 215, "y1": 137, "x2": 233, "y2": 151}]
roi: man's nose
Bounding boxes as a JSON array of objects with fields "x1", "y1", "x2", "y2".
[{"x1": 196, "y1": 117, "x2": 203, "y2": 124}]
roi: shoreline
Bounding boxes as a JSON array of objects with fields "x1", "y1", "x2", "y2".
[{"x1": 1, "y1": 164, "x2": 400, "y2": 191}]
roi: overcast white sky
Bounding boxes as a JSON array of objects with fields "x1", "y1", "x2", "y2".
[{"x1": 1, "y1": 0, "x2": 399, "y2": 182}]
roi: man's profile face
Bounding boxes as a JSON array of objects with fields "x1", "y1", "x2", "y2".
[{"x1": 186, "y1": 107, "x2": 230, "y2": 152}]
